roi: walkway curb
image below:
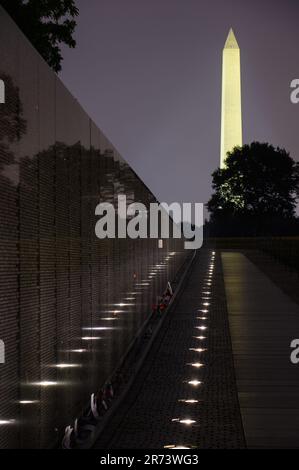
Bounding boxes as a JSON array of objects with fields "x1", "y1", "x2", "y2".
[{"x1": 83, "y1": 250, "x2": 197, "y2": 449}]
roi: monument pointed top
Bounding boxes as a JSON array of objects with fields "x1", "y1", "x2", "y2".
[{"x1": 224, "y1": 28, "x2": 239, "y2": 49}]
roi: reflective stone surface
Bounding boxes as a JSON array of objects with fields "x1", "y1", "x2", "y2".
[{"x1": 0, "y1": 7, "x2": 187, "y2": 448}]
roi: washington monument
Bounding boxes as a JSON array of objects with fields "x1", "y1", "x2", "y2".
[{"x1": 220, "y1": 28, "x2": 242, "y2": 168}]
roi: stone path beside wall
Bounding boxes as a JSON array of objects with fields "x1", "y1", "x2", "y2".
[
  {"x1": 95, "y1": 248, "x2": 299, "y2": 449},
  {"x1": 95, "y1": 249, "x2": 245, "y2": 449}
]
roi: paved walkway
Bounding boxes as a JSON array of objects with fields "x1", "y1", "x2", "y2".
[
  {"x1": 95, "y1": 249, "x2": 299, "y2": 449},
  {"x1": 222, "y1": 252, "x2": 299, "y2": 449},
  {"x1": 95, "y1": 249, "x2": 245, "y2": 449}
]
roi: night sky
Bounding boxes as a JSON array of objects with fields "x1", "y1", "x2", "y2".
[{"x1": 60, "y1": 0, "x2": 299, "y2": 208}]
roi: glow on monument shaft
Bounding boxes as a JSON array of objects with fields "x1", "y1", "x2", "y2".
[{"x1": 220, "y1": 28, "x2": 243, "y2": 169}]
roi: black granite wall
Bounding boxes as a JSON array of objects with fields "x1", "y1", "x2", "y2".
[{"x1": 0, "y1": 7, "x2": 187, "y2": 448}]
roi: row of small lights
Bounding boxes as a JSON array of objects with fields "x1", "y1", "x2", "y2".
[
  {"x1": 31, "y1": 253, "x2": 177, "y2": 383},
  {"x1": 165, "y1": 251, "x2": 216, "y2": 449},
  {"x1": 0, "y1": 252, "x2": 178, "y2": 422}
]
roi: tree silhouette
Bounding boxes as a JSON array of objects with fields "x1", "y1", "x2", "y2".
[
  {"x1": 0, "y1": 0, "x2": 79, "y2": 72},
  {"x1": 208, "y1": 142, "x2": 299, "y2": 236}
]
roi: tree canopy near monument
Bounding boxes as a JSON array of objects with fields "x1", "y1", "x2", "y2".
[
  {"x1": 0, "y1": 0, "x2": 79, "y2": 72},
  {"x1": 208, "y1": 142, "x2": 299, "y2": 235}
]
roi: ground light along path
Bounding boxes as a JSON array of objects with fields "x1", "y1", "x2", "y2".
[{"x1": 94, "y1": 249, "x2": 245, "y2": 449}]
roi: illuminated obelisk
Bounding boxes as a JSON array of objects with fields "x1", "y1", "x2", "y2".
[{"x1": 220, "y1": 28, "x2": 242, "y2": 168}]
